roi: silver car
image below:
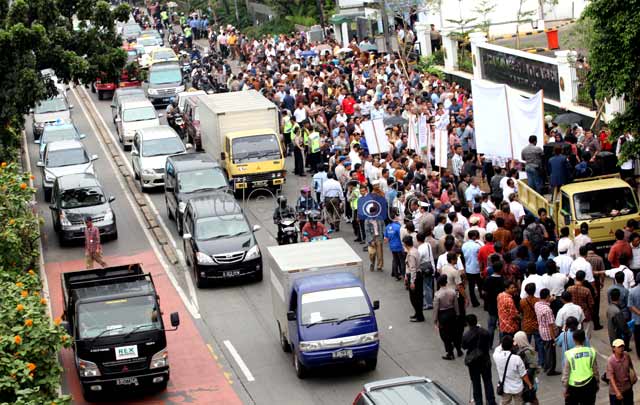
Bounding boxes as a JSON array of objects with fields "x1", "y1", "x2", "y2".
[
  {"x1": 37, "y1": 140, "x2": 98, "y2": 201},
  {"x1": 131, "y1": 126, "x2": 187, "y2": 191},
  {"x1": 31, "y1": 96, "x2": 72, "y2": 140}
]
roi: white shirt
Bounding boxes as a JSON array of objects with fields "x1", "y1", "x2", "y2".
[
  {"x1": 418, "y1": 242, "x2": 435, "y2": 269},
  {"x1": 493, "y1": 346, "x2": 527, "y2": 395},
  {"x1": 573, "y1": 234, "x2": 592, "y2": 256},
  {"x1": 486, "y1": 220, "x2": 498, "y2": 233},
  {"x1": 558, "y1": 237, "x2": 576, "y2": 259},
  {"x1": 320, "y1": 179, "x2": 344, "y2": 201},
  {"x1": 555, "y1": 302, "x2": 585, "y2": 328},
  {"x1": 520, "y1": 274, "x2": 543, "y2": 299},
  {"x1": 293, "y1": 107, "x2": 307, "y2": 123},
  {"x1": 541, "y1": 273, "x2": 568, "y2": 296},
  {"x1": 569, "y1": 257, "x2": 595, "y2": 283},
  {"x1": 631, "y1": 245, "x2": 640, "y2": 270},
  {"x1": 502, "y1": 185, "x2": 516, "y2": 202},
  {"x1": 604, "y1": 266, "x2": 636, "y2": 289},
  {"x1": 509, "y1": 201, "x2": 525, "y2": 223},
  {"x1": 436, "y1": 252, "x2": 464, "y2": 272},
  {"x1": 348, "y1": 150, "x2": 361, "y2": 166},
  {"x1": 554, "y1": 254, "x2": 574, "y2": 276},
  {"x1": 482, "y1": 200, "x2": 497, "y2": 215}
]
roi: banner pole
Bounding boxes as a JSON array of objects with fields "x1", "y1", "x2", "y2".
[
  {"x1": 504, "y1": 86, "x2": 515, "y2": 161},
  {"x1": 371, "y1": 119, "x2": 382, "y2": 156}
]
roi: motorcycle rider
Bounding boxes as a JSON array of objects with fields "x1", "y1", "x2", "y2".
[
  {"x1": 273, "y1": 196, "x2": 296, "y2": 243},
  {"x1": 166, "y1": 98, "x2": 178, "y2": 126},
  {"x1": 301, "y1": 211, "x2": 328, "y2": 242}
]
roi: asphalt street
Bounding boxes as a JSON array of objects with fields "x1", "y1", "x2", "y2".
[{"x1": 28, "y1": 85, "x2": 618, "y2": 404}]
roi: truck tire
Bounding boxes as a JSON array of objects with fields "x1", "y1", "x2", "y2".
[
  {"x1": 278, "y1": 322, "x2": 291, "y2": 352},
  {"x1": 364, "y1": 358, "x2": 377, "y2": 371},
  {"x1": 293, "y1": 351, "x2": 307, "y2": 379}
]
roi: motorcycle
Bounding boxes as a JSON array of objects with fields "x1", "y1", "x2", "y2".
[
  {"x1": 276, "y1": 216, "x2": 298, "y2": 245},
  {"x1": 301, "y1": 232, "x2": 329, "y2": 243}
]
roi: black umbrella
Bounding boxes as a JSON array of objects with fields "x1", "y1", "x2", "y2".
[
  {"x1": 383, "y1": 116, "x2": 408, "y2": 127},
  {"x1": 552, "y1": 112, "x2": 583, "y2": 126}
]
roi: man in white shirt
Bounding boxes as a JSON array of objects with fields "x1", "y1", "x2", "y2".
[
  {"x1": 508, "y1": 193, "x2": 525, "y2": 224},
  {"x1": 569, "y1": 246, "x2": 595, "y2": 283},
  {"x1": 541, "y1": 261, "x2": 568, "y2": 297},
  {"x1": 554, "y1": 248, "x2": 574, "y2": 276},
  {"x1": 594, "y1": 255, "x2": 636, "y2": 290},
  {"x1": 555, "y1": 291, "x2": 585, "y2": 329},
  {"x1": 520, "y1": 266, "x2": 543, "y2": 299},
  {"x1": 493, "y1": 336, "x2": 533, "y2": 403},
  {"x1": 573, "y1": 223, "x2": 592, "y2": 256}
]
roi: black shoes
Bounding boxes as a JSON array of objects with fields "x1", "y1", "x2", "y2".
[{"x1": 442, "y1": 354, "x2": 455, "y2": 360}]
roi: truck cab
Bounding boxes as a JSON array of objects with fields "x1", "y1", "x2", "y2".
[
  {"x1": 223, "y1": 130, "x2": 285, "y2": 190},
  {"x1": 61, "y1": 265, "x2": 179, "y2": 401}
]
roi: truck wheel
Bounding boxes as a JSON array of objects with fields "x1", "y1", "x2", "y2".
[
  {"x1": 278, "y1": 322, "x2": 291, "y2": 353},
  {"x1": 293, "y1": 351, "x2": 307, "y2": 379},
  {"x1": 364, "y1": 358, "x2": 378, "y2": 371}
]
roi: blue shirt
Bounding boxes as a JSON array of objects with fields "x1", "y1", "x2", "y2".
[
  {"x1": 628, "y1": 285, "x2": 640, "y2": 324},
  {"x1": 384, "y1": 222, "x2": 403, "y2": 252},
  {"x1": 461, "y1": 240, "x2": 482, "y2": 275}
]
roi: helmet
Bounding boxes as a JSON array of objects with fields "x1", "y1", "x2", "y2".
[
  {"x1": 308, "y1": 210, "x2": 321, "y2": 223},
  {"x1": 277, "y1": 195, "x2": 287, "y2": 208},
  {"x1": 300, "y1": 186, "x2": 310, "y2": 194}
]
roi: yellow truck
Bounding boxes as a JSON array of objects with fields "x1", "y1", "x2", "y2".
[
  {"x1": 518, "y1": 174, "x2": 639, "y2": 253},
  {"x1": 197, "y1": 90, "x2": 285, "y2": 191}
]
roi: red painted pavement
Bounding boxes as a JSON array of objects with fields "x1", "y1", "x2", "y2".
[{"x1": 45, "y1": 250, "x2": 242, "y2": 405}]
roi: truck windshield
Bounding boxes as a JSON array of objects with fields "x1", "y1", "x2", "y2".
[
  {"x1": 232, "y1": 134, "x2": 281, "y2": 163},
  {"x1": 573, "y1": 187, "x2": 638, "y2": 220},
  {"x1": 300, "y1": 287, "x2": 370, "y2": 326},
  {"x1": 77, "y1": 295, "x2": 161, "y2": 339},
  {"x1": 178, "y1": 169, "x2": 227, "y2": 193}
]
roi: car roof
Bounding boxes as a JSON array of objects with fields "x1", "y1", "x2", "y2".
[
  {"x1": 115, "y1": 87, "x2": 144, "y2": 97},
  {"x1": 168, "y1": 153, "x2": 220, "y2": 171},
  {"x1": 46, "y1": 139, "x2": 85, "y2": 151},
  {"x1": 363, "y1": 376, "x2": 462, "y2": 405},
  {"x1": 364, "y1": 376, "x2": 431, "y2": 392},
  {"x1": 138, "y1": 125, "x2": 179, "y2": 140},
  {"x1": 56, "y1": 173, "x2": 101, "y2": 190},
  {"x1": 42, "y1": 123, "x2": 77, "y2": 133},
  {"x1": 121, "y1": 99, "x2": 154, "y2": 109},
  {"x1": 151, "y1": 47, "x2": 175, "y2": 55},
  {"x1": 150, "y1": 61, "x2": 180, "y2": 70},
  {"x1": 559, "y1": 178, "x2": 631, "y2": 195},
  {"x1": 188, "y1": 193, "x2": 241, "y2": 218}
]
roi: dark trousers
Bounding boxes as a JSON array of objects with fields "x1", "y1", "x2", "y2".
[
  {"x1": 610, "y1": 389, "x2": 634, "y2": 405},
  {"x1": 468, "y1": 362, "x2": 497, "y2": 405},
  {"x1": 409, "y1": 272, "x2": 424, "y2": 321},
  {"x1": 438, "y1": 308, "x2": 457, "y2": 355},
  {"x1": 467, "y1": 273, "x2": 482, "y2": 306},
  {"x1": 634, "y1": 324, "x2": 640, "y2": 359},
  {"x1": 391, "y1": 251, "x2": 405, "y2": 278},
  {"x1": 308, "y1": 152, "x2": 320, "y2": 172},
  {"x1": 352, "y1": 218, "x2": 362, "y2": 240},
  {"x1": 566, "y1": 378, "x2": 597, "y2": 405},
  {"x1": 284, "y1": 132, "x2": 293, "y2": 156},
  {"x1": 543, "y1": 339, "x2": 557, "y2": 373},
  {"x1": 293, "y1": 148, "x2": 304, "y2": 175}
]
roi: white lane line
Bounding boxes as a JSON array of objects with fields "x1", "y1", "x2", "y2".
[
  {"x1": 71, "y1": 86, "x2": 201, "y2": 318},
  {"x1": 76, "y1": 86, "x2": 199, "y2": 312},
  {"x1": 223, "y1": 340, "x2": 255, "y2": 382}
]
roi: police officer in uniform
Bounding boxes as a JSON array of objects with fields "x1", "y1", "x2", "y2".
[
  {"x1": 293, "y1": 121, "x2": 305, "y2": 177},
  {"x1": 308, "y1": 126, "x2": 321, "y2": 174},
  {"x1": 282, "y1": 111, "x2": 294, "y2": 156},
  {"x1": 561, "y1": 329, "x2": 599, "y2": 405}
]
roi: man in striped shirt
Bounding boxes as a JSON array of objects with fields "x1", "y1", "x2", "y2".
[
  {"x1": 535, "y1": 288, "x2": 559, "y2": 376},
  {"x1": 451, "y1": 144, "x2": 463, "y2": 183}
]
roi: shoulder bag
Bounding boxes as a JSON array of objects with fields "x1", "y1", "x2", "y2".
[{"x1": 496, "y1": 353, "x2": 513, "y2": 396}]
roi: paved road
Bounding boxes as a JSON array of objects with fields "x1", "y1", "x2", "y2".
[{"x1": 30, "y1": 82, "x2": 619, "y2": 404}]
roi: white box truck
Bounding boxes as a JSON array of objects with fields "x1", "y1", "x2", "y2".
[
  {"x1": 197, "y1": 90, "x2": 285, "y2": 191},
  {"x1": 268, "y1": 238, "x2": 380, "y2": 378}
]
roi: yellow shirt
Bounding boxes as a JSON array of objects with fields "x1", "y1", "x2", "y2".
[{"x1": 228, "y1": 35, "x2": 237, "y2": 45}]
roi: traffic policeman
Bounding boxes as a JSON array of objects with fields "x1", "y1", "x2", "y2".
[{"x1": 561, "y1": 329, "x2": 599, "y2": 405}]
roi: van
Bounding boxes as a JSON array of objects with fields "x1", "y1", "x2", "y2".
[{"x1": 115, "y1": 99, "x2": 160, "y2": 150}]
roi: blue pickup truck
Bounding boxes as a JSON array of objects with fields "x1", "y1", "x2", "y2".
[{"x1": 268, "y1": 238, "x2": 380, "y2": 378}]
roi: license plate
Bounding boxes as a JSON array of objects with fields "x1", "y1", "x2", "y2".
[
  {"x1": 116, "y1": 377, "x2": 138, "y2": 386},
  {"x1": 223, "y1": 270, "x2": 240, "y2": 277},
  {"x1": 253, "y1": 180, "x2": 268, "y2": 187},
  {"x1": 332, "y1": 349, "x2": 353, "y2": 359},
  {"x1": 115, "y1": 345, "x2": 138, "y2": 360}
]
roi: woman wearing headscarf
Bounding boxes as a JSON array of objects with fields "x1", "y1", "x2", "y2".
[{"x1": 514, "y1": 331, "x2": 539, "y2": 404}]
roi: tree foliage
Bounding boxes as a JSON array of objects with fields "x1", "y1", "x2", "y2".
[{"x1": 583, "y1": 0, "x2": 640, "y2": 162}]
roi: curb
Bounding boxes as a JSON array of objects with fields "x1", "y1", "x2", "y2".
[
  {"x1": 490, "y1": 20, "x2": 575, "y2": 41},
  {"x1": 74, "y1": 87, "x2": 179, "y2": 265}
]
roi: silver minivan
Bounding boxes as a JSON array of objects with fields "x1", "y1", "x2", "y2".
[
  {"x1": 131, "y1": 126, "x2": 187, "y2": 191},
  {"x1": 37, "y1": 140, "x2": 98, "y2": 201},
  {"x1": 31, "y1": 95, "x2": 72, "y2": 140},
  {"x1": 115, "y1": 98, "x2": 161, "y2": 150}
]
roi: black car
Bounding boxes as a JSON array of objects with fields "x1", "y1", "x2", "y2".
[
  {"x1": 164, "y1": 153, "x2": 229, "y2": 235},
  {"x1": 182, "y1": 193, "x2": 262, "y2": 288},
  {"x1": 353, "y1": 376, "x2": 463, "y2": 405},
  {"x1": 49, "y1": 173, "x2": 117, "y2": 245}
]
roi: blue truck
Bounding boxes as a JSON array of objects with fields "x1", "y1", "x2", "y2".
[{"x1": 268, "y1": 238, "x2": 380, "y2": 378}]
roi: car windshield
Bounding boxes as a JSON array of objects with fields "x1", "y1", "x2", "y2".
[
  {"x1": 46, "y1": 147, "x2": 89, "y2": 167},
  {"x1": 42, "y1": 127, "x2": 78, "y2": 144},
  {"x1": 573, "y1": 187, "x2": 638, "y2": 220},
  {"x1": 149, "y1": 68, "x2": 181, "y2": 84},
  {"x1": 178, "y1": 169, "x2": 227, "y2": 193},
  {"x1": 60, "y1": 186, "x2": 106, "y2": 209},
  {"x1": 195, "y1": 214, "x2": 250, "y2": 240},
  {"x1": 368, "y1": 381, "x2": 458, "y2": 405},
  {"x1": 123, "y1": 25, "x2": 141, "y2": 35},
  {"x1": 77, "y1": 295, "x2": 161, "y2": 339},
  {"x1": 152, "y1": 50, "x2": 176, "y2": 60},
  {"x1": 300, "y1": 287, "x2": 370, "y2": 326},
  {"x1": 139, "y1": 37, "x2": 158, "y2": 47},
  {"x1": 35, "y1": 98, "x2": 68, "y2": 114},
  {"x1": 232, "y1": 134, "x2": 281, "y2": 163},
  {"x1": 142, "y1": 137, "x2": 185, "y2": 157},
  {"x1": 123, "y1": 106, "x2": 156, "y2": 122}
]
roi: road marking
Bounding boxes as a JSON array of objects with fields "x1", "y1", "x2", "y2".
[
  {"x1": 71, "y1": 86, "x2": 201, "y2": 319},
  {"x1": 207, "y1": 343, "x2": 219, "y2": 360},
  {"x1": 223, "y1": 340, "x2": 255, "y2": 382},
  {"x1": 76, "y1": 86, "x2": 200, "y2": 312}
]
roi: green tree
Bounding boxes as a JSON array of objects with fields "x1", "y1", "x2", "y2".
[
  {"x1": 582, "y1": 0, "x2": 640, "y2": 162},
  {"x1": 474, "y1": 0, "x2": 495, "y2": 36}
]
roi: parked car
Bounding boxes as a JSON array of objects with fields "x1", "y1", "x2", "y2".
[
  {"x1": 49, "y1": 173, "x2": 117, "y2": 246},
  {"x1": 352, "y1": 376, "x2": 463, "y2": 405},
  {"x1": 111, "y1": 87, "x2": 146, "y2": 123},
  {"x1": 37, "y1": 140, "x2": 98, "y2": 201},
  {"x1": 115, "y1": 98, "x2": 160, "y2": 150},
  {"x1": 37, "y1": 123, "x2": 86, "y2": 160},
  {"x1": 131, "y1": 126, "x2": 187, "y2": 191},
  {"x1": 182, "y1": 193, "x2": 262, "y2": 287},
  {"x1": 164, "y1": 153, "x2": 229, "y2": 234},
  {"x1": 31, "y1": 95, "x2": 72, "y2": 140}
]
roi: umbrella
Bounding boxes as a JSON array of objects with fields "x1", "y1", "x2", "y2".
[
  {"x1": 300, "y1": 50, "x2": 317, "y2": 57},
  {"x1": 358, "y1": 43, "x2": 378, "y2": 52},
  {"x1": 315, "y1": 44, "x2": 332, "y2": 53},
  {"x1": 167, "y1": 1, "x2": 178, "y2": 7},
  {"x1": 336, "y1": 47, "x2": 353, "y2": 55},
  {"x1": 552, "y1": 112, "x2": 583, "y2": 126},
  {"x1": 384, "y1": 116, "x2": 408, "y2": 127}
]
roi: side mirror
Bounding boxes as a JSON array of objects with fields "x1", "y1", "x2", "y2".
[
  {"x1": 564, "y1": 214, "x2": 571, "y2": 224},
  {"x1": 182, "y1": 233, "x2": 192, "y2": 240},
  {"x1": 131, "y1": 150, "x2": 139, "y2": 156},
  {"x1": 220, "y1": 152, "x2": 226, "y2": 161},
  {"x1": 36, "y1": 161, "x2": 44, "y2": 167},
  {"x1": 79, "y1": 134, "x2": 87, "y2": 139},
  {"x1": 34, "y1": 139, "x2": 40, "y2": 144},
  {"x1": 252, "y1": 224, "x2": 261, "y2": 232},
  {"x1": 286, "y1": 311, "x2": 296, "y2": 321},
  {"x1": 108, "y1": 196, "x2": 115, "y2": 203},
  {"x1": 91, "y1": 154, "x2": 99, "y2": 161},
  {"x1": 170, "y1": 312, "x2": 180, "y2": 328},
  {"x1": 115, "y1": 117, "x2": 122, "y2": 123},
  {"x1": 372, "y1": 300, "x2": 380, "y2": 310}
]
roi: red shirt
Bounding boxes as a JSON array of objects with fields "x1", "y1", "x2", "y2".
[
  {"x1": 342, "y1": 97, "x2": 356, "y2": 115},
  {"x1": 478, "y1": 242, "x2": 495, "y2": 277},
  {"x1": 355, "y1": 171, "x2": 366, "y2": 185},
  {"x1": 599, "y1": 131, "x2": 613, "y2": 151},
  {"x1": 608, "y1": 240, "x2": 632, "y2": 268}
]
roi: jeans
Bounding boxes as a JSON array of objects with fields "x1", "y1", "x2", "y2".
[
  {"x1": 466, "y1": 273, "x2": 482, "y2": 306},
  {"x1": 468, "y1": 361, "x2": 497, "y2": 405},
  {"x1": 487, "y1": 314, "x2": 498, "y2": 347},
  {"x1": 543, "y1": 339, "x2": 557, "y2": 373},
  {"x1": 423, "y1": 273, "x2": 434, "y2": 308},
  {"x1": 526, "y1": 166, "x2": 543, "y2": 194},
  {"x1": 527, "y1": 332, "x2": 545, "y2": 368},
  {"x1": 610, "y1": 389, "x2": 634, "y2": 405}
]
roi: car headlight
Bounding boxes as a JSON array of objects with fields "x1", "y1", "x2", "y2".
[
  {"x1": 142, "y1": 168, "x2": 156, "y2": 175},
  {"x1": 196, "y1": 251, "x2": 215, "y2": 264},
  {"x1": 245, "y1": 245, "x2": 260, "y2": 261},
  {"x1": 299, "y1": 341, "x2": 322, "y2": 352},
  {"x1": 103, "y1": 210, "x2": 114, "y2": 222},
  {"x1": 44, "y1": 170, "x2": 56, "y2": 183},
  {"x1": 150, "y1": 348, "x2": 168, "y2": 369},
  {"x1": 178, "y1": 201, "x2": 186, "y2": 213},
  {"x1": 78, "y1": 358, "x2": 101, "y2": 377},
  {"x1": 175, "y1": 85, "x2": 185, "y2": 93},
  {"x1": 147, "y1": 88, "x2": 159, "y2": 95},
  {"x1": 59, "y1": 211, "x2": 72, "y2": 227},
  {"x1": 357, "y1": 332, "x2": 379, "y2": 344}
]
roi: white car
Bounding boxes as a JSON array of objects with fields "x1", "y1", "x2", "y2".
[
  {"x1": 132, "y1": 126, "x2": 187, "y2": 191},
  {"x1": 115, "y1": 99, "x2": 160, "y2": 150},
  {"x1": 37, "y1": 140, "x2": 98, "y2": 202}
]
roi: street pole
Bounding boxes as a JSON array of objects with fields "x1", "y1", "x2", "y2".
[
  {"x1": 315, "y1": 0, "x2": 325, "y2": 26},
  {"x1": 233, "y1": 0, "x2": 239, "y2": 24},
  {"x1": 380, "y1": 0, "x2": 392, "y2": 53}
]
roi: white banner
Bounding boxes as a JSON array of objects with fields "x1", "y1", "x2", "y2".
[
  {"x1": 418, "y1": 114, "x2": 428, "y2": 149},
  {"x1": 434, "y1": 129, "x2": 448, "y2": 169},
  {"x1": 508, "y1": 88, "x2": 544, "y2": 160},
  {"x1": 407, "y1": 114, "x2": 419, "y2": 151},
  {"x1": 362, "y1": 119, "x2": 391, "y2": 155}
]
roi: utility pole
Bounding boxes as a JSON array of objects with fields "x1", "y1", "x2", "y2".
[
  {"x1": 379, "y1": 0, "x2": 392, "y2": 52},
  {"x1": 315, "y1": 0, "x2": 325, "y2": 26}
]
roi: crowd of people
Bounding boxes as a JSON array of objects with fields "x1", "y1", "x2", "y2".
[{"x1": 148, "y1": 5, "x2": 640, "y2": 403}]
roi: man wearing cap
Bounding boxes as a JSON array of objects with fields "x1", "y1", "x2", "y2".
[
  {"x1": 84, "y1": 216, "x2": 107, "y2": 269},
  {"x1": 562, "y1": 329, "x2": 599, "y2": 404},
  {"x1": 607, "y1": 339, "x2": 635, "y2": 405}
]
